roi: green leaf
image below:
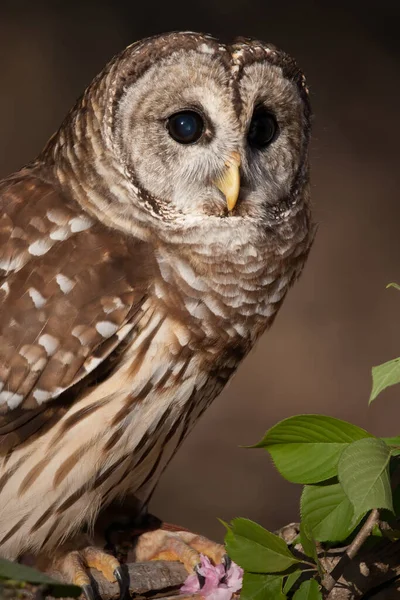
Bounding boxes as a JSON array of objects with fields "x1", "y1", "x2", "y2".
[
  {"x1": 381, "y1": 437, "x2": 400, "y2": 456},
  {"x1": 253, "y1": 415, "x2": 372, "y2": 483},
  {"x1": 241, "y1": 573, "x2": 286, "y2": 600},
  {"x1": 370, "y1": 358, "x2": 400, "y2": 404},
  {"x1": 382, "y1": 436, "x2": 400, "y2": 446},
  {"x1": 301, "y1": 482, "x2": 361, "y2": 542},
  {"x1": 338, "y1": 438, "x2": 393, "y2": 517},
  {"x1": 224, "y1": 518, "x2": 299, "y2": 573},
  {"x1": 386, "y1": 282, "x2": 400, "y2": 291},
  {"x1": 300, "y1": 523, "x2": 318, "y2": 563},
  {"x1": 293, "y1": 579, "x2": 322, "y2": 599},
  {"x1": 283, "y1": 571, "x2": 302, "y2": 594},
  {"x1": 0, "y1": 559, "x2": 81, "y2": 598}
]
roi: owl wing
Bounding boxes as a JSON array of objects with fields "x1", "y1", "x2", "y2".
[{"x1": 0, "y1": 169, "x2": 151, "y2": 451}]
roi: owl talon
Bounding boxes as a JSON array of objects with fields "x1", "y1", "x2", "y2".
[
  {"x1": 114, "y1": 565, "x2": 129, "y2": 600},
  {"x1": 195, "y1": 563, "x2": 206, "y2": 588},
  {"x1": 81, "y1": 584, "x2": 96, "y2": 600},
  {"x1": 54, "y1": 545, "x2": 123, "y2": 599},
  {"x1": 222, "y1": 554, "x2": 232, "y2": 572}
]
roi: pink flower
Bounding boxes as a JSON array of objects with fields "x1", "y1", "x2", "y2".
[{"x1": 181, "y1": 555, "x2": 243, "y2": 600}]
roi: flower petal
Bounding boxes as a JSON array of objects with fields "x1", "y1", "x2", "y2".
[
  {"x1": 181, "y1": 573, "x2": 200, "y2": 594},
  {"x1": 206, "y1": 587, "x2": 234, "y2": 600},
  {"x1": 226, "y1": 563, "x2": 244, "y2": 593}
]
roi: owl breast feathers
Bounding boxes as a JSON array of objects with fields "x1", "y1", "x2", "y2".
[{"x1": 0, "y1": 31, "x2": 313, "y2": 559}]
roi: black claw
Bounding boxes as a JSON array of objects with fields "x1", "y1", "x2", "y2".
[
  {"x1": 222, "y1": 554, "x2": 232, "y2": 572},
  {"x1": 195, "y1": 563, "x2": 206, "y2": 588},
  {"x1": 114, "y1": 565, "x2": 130, "y2": 600},
  {"x1": 82, "y1": 584, "x2": 96, "y2": 600}
]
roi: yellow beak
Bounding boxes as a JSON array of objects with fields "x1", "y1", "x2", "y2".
[{"x1": 214, "y1": 151, "x2": 241, "y2": 212}]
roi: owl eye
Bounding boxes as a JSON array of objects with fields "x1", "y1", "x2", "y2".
[
  {"x1": 167, "y1": 111, "x2": 204, "y2": 144},
  {"x1": 248, "y1": 108, "x2": 277, "y2": 149}
]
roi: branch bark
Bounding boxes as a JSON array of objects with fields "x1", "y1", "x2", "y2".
[
  {"x1": 3, "y1": 522, "x2": 400, "y2": 599},
  {"x1": 89, "y1": 560, "x2": 189, "y2": 599},
  {"x1": 279, "y1": 521, "x2": 400, "y2": 599},
  {"x1": 0, "y1": 560, "x2": 192, "y2": 600}
]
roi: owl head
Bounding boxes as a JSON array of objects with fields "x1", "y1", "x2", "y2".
[{"x1": 44, "y1": 32, "x2": 311, "y2": 246}]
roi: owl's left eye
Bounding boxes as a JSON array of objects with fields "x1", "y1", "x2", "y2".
[
  {"x1": 248, "y1": 108, "x2": 277, "y2": 149},
  {"x1": 167, "y1": 111, "x2": 204, "y2": 144}
]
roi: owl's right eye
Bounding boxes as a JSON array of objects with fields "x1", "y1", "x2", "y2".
[{"x1": 167, "y1": 111, "x2": 204, "y2": 144}]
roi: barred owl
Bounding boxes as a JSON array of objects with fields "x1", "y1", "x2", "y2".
[{"x1": 0, "y1": 31, "x2": 313, "y2": 598}]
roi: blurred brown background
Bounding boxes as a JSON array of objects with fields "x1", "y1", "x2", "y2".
[{"x1": 1, "y1": 0, "x2": 400, "y2": 541}]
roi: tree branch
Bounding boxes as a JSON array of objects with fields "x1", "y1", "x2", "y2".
[
  {"x1": 91, "y1": 560, "x2": 189, "y2": 599},
  {"x1": 323, "y1": 509, "x2": 380, "y2": 597}
]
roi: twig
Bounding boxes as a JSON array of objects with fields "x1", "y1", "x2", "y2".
[
  {"x1": 323, "y1": 509, "x2": 380, "y2": 597},
  {"x1": 88, "y1": 559, "x2": 188, "y2": 599}
]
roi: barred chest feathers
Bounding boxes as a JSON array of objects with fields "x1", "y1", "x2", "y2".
[{"x1": 0, "y1": 200, "x2": 310, "y2": 559}]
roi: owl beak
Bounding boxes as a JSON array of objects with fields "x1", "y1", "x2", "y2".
[{"x1": 214, "y1": 151, "x2": 241, "y2": 212}]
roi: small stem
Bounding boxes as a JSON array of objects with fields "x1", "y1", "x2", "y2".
[
  {"x1": 302, "y1": 568, "x2": 318, "y2": 573},
  {"x1": 301, "y1": 560, "x2": 318, "y2": 569},
  {"x1": 323, "y1": 509, "x2": 380, "y2": 597}
]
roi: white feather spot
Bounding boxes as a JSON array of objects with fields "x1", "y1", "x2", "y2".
[
  {"x1": 0, "y1": 282, "x2": 10, "y2": 297},
  {"x1": 33, "y1": 388, "x2": 52, "y2": 403},
  {"x1": 84, "y1": 356, "x2": 102, "y2": 371},
  {"x1": 38, "y1": 333, "x2": 59, "y2": 356},
  {"x1": 28, "y1": 287, "x2": 47, "y2": 308},
  {"x1": 96, "y1": 321, "x2": 118, "y2": 338},
  {"x1": 199, "y1": 43, "x2": 215, "y2": 54},
  {"x1": 56, "y1": 273, "x2": 75, "y2": 294},
  {"x1": 0, "y1": 390, "x2": 24, "y2": 409},
  {"x1": 28, "y1": 239, "x2": 53, "y2": 256},
  {"x1": 69, "y1": 215, "x2": 93, "y2": 232},
  {"x1": 50, "y1": 226, "x2": 71, "y2": 241}
]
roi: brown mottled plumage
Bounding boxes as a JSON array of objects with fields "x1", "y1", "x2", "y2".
[{"x1": 0, "y1": 31, "x2": 313, "y2": 591}]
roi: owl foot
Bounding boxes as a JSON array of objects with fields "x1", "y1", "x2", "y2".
[
  {"x1": 134, "y1": 527, "x2": 228, "y2": 583},
  {"x1": 55, "y1": 546, "x2": 128, "y2": 600}
]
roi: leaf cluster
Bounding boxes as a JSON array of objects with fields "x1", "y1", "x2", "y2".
[
  {"x1": 224, "y1": 415, "x2": 400, "y2": 599},
  {"x1": 224, "y1": 284, "x2": 400, "y2": 598}
]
